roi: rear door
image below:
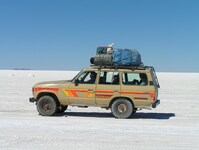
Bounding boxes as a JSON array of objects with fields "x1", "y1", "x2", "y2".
[
  {"x1": 95, "y1": 70, "x2": 120, "y2": 106},
  {"x1": 150, "y1": 67, "x2": 160, "y2": 101},
  {"x1": 120, "y1": 72, "x2": 154, "y2": 106}
]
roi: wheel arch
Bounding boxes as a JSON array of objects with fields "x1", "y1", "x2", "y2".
[
  {"x1": 109, "y1": 96, "x2": 135, "y2": 108},
  {"x1": 36, "y1": 92, "x2": 60, "y2": 105}
]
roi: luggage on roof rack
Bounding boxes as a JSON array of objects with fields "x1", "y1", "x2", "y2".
[
  {"x1": 96, "y1": 46, "x2": 113, "y2": 54},
  {"x1": 90, "y1": 54, "x2": 112, "y2": 66},
  {"x1": 90, "y1": 47, "x2": 143, "y2": 67},
  {"x1": 113, "y1": 49, "x2": 142, "y2": 67}
]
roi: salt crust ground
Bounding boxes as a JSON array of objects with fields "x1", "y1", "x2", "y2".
[{"x1": 0, "y1": 70, "x2": 199, "y2": 150}]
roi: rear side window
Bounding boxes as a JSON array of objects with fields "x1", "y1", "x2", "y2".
[
  {"x1": 122, "y1": 73, "x2": 148, "y2": 86},
  {"x1": 99, "y1": 71, "x2": 120, "y2": 85}
]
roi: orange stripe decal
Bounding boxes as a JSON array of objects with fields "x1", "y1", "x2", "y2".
[
  {"x1": 35, "y1": 88, "x2": 59, "y2": 93},
  {"x1": 63, "y1": 89, "x2": 89, "y2": 97},
  {"x1": 119, "y1": 91, "x2": 149, "y2": 95},
  {"x1": 94, "y1": 90, "x2": 114, "y2": 93},
  {"x1": 69, "y1": 90, "x2": 78, "y2": 97},
  {"x1": 96, "y1": 94, "x2": 113, "y2": 98},
  {"x1": 75, "y1": 89, "x2": 89, "y2": 92},
  {"x1": 134, "y1": 97, "x2": 148, "y2": 100},
  {"x1": 120, "y1": 91, "x2": 155, "y2": 100}
]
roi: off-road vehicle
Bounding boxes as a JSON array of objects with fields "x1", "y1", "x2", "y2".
[{"x1": 29, "y1": 66, "x2": 160, "y2": 119}]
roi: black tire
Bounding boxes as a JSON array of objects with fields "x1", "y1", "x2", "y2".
[
  {"x1": 132, "y1": 108, "x2": 137, "y2": 114},
  {"x1": 56, "y1": 105, "x2": 68, "y2": 113},
  {"x1": 37, "y1": 95, "x2": 58, "y2": 116},
  {"x1": 111, "y1": 98, "x2": 134, "y2": 119}
]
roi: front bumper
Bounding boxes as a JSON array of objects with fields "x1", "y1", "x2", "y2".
[
  {"x1": 152, "y1": 100, "x2": 160, "y2": 108},
  {"x1": 29, "y1": 97, "x2": 36, "y2": 103}
]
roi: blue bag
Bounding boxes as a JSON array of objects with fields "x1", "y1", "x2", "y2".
[{"x1": 113, "y1": 49, "x2": 141, "y2": 66}]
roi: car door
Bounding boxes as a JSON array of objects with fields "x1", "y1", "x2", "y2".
[
  {"x1": 66, "y1": 70, "x2": 98, "y2": 106},
  {"x1": 120, "y1": 72, "x2": 153, "y2": 106},
  {"x1": 95, "y1": 70, "x2": 121, "y2": 106}
]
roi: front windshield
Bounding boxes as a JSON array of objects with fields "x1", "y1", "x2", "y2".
[{"x1": 70, "y1": 70, "x2": 83, "y2": 82}]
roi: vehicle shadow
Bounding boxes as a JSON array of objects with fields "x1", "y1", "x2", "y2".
[
  {"x1": 61, "y1": 112, "x2": 113, "y2": 118},
  {"x1": 133, "y1": 112, "x2": 175, "y2": 119},
  {"x1": 56, "y1": 112, "x2": 175, "y2": 120}
]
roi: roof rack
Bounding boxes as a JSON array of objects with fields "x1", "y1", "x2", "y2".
[{"x1": 90, "y1": 64, "x2": 151, "y2": 70}]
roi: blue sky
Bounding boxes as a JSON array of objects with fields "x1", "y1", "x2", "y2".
[{"x1": 0, "y1": 0, "x2": 198, "y2": 72}]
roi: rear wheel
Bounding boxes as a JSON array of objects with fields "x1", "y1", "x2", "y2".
[
  {"x1": 111, "y1": 98, "x2": 134, "y2": 119},
  {"x1": 37, "y1": 95, "x2": 58, "y2": 116}
]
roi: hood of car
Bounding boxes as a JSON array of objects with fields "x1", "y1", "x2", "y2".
[{"x1": 34, "y1": 80, "x2": 69, "y2": 87}]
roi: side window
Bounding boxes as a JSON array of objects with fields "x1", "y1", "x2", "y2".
[
  {"x1": 122, "y1": 73, "x2": 148, "y2": 86},
  {"x1": 77, "y1": 71, "x2": 97, "y2": 84},
  {"x1": 99, "y1": 71, "x2": 119, "y2": 85}
]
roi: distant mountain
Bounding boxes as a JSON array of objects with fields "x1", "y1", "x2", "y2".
[{"x1": 13, "y1": 68, "x2": 31, "y2": 70}]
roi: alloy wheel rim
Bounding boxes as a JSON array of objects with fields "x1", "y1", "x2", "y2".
[{"x1": 118, "y1": 104, "x2": 127, "y2": 113}]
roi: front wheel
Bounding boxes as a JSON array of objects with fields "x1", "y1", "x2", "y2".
[
  {"x1": 111, "y1": 98, "x2": 134, "y2": 119},
  {"x1": 37, "y1": 96, "x2": 58, "y2": 116}
]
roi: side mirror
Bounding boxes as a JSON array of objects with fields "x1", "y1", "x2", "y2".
[{"x1": 75, "y1": 79, "x2": 79, "y2": 86}]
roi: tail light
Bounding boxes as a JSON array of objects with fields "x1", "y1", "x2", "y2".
[{"x1": 150, "y1": 92, "x2": 155, "y2": 100}]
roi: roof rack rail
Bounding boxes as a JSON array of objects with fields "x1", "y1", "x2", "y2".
[{"x1": 90, "y1": 64, "x2": 150, "y2": 70}]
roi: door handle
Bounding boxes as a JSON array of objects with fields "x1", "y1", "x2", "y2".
[{"x1": 88, "y1": 89, "x2": 93, "y2": 92}]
